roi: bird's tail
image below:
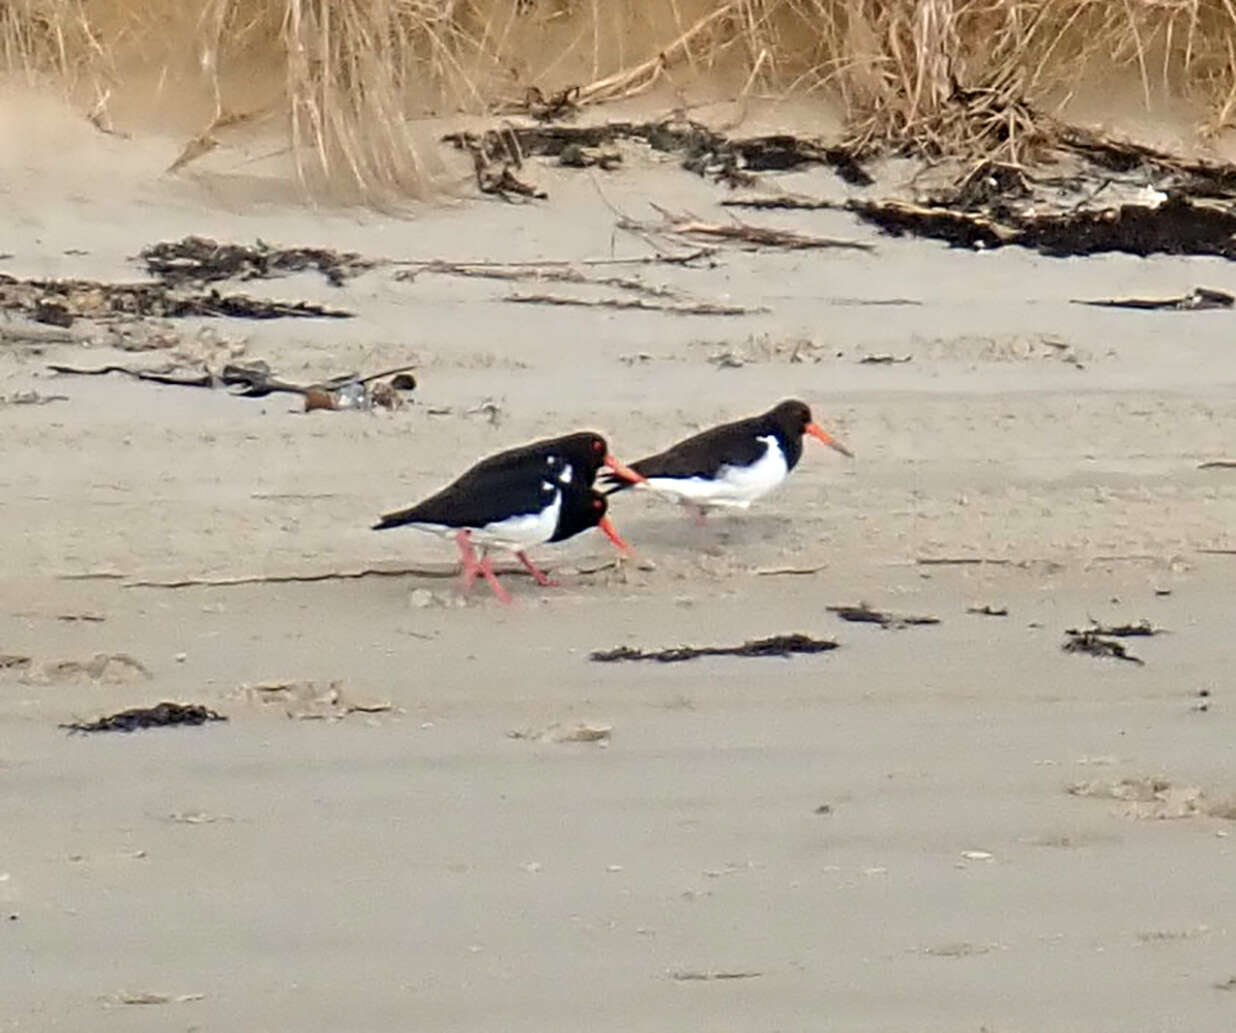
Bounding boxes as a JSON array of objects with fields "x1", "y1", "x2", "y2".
[{"x1": 371, "y1": 507, "x2": 419, "y2": 531}]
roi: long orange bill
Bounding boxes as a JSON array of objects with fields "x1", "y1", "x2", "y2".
[
  {"x1": 806, "y1": 422, "x2": 854, "y2": 458},
  {"x1": 597, "y1": 516, "x2": 631, "y2": 553},
  {"x1": 604, "y1": 453, "x2": 647, "y2": 484}
]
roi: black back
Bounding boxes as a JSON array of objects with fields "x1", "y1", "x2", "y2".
[
  {"x1": 372, "y1": 430, "x2": 611, "y2": 532},
  {"x1": 601, "y1": 400, "x2": 814, "y2": 492}
]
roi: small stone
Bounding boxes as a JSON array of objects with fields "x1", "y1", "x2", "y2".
[
  {"x1": 174, "y1": 652, "x2": 187, "y2": 663},
  {"x1": 409, "y1": 589, "x2": 434, "y2": 609}
]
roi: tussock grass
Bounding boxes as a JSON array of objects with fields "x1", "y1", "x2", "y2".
[{"x1": 4, "y1": 0, "x2": 1236, "y2": 200}]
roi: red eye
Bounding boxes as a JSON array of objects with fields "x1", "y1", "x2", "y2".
[{"x1": 592, "y1": 439, "x2": 603, "y2": 452}]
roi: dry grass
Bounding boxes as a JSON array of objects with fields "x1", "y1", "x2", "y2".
[{"x1": 4, "y1": 0, "x2": 1236, "y2": 200}]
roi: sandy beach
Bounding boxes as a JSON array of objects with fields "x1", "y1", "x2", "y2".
[{"x1": 4, "y1": 94, "x2": 1236, "y2": 1031}]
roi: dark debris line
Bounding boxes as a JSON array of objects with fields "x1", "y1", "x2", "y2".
[
  {"x1": 140, "y1": 236, "x2": 375, "y2": 287},
  {"x1": 60, "y1": 702, "x2": 228, "y2": 734},
  {"x1": 590, "y1": 633, "x2": 838, "y2": 664}
]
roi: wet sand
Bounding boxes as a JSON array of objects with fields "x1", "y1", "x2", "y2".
[{"x1": 3, "y1": 98, "x2": 1236, "y2": 1031}]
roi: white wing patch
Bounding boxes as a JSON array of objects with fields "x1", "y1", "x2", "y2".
[
  {"x1": 644, "y1": 434, "x2": 788, "y2": 509},
  {"x1": 558, "y1": 463, "x2": 573, "y2": 485}
]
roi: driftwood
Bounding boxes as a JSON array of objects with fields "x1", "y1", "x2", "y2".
[
  {"x1": 399, "y1": 261, "x2": 682, "y2": 299},
  {"x1": 1072, "y1": 287, "x2": 1233, "y2": 311},
  {"x1": 46, "y1": 360, "x2": 416, "y2": 410},
  {"x1": 504, "y1": 293, "x2": 758, "y2": 316},
  {"x1": 618, "y1": 206, "x2": 872, "y2": 252}
]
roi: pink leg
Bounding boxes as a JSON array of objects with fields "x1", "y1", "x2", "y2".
[
  {"x1": 516, "y1": 550, "x2": 559, "y2": 588},
  {"x1": 690, "y1": 505, "x2": 709, "y2": 527},
  {"x1": 476, "y1": 554, "x2": 513, "y2": 606},
  {"x1": 455, "y1": 530, "x2": 481, "y2": 589}
]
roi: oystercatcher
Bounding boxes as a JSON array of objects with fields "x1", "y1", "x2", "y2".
[
  {"x1": 372, "y1": 432, "x2": 643, "y2": 603},
  {"x1": 600, "y1": 399, "x2": 852, "y2": 523}
]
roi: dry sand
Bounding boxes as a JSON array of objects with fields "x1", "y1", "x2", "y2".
[{"x1": 3, "y1": 95, "x2": 1236, "y2": 1032}]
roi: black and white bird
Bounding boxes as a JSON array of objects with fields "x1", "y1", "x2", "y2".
[
  {"x1": 600, "y1": 399, "x2": 852, "y2": 523},
  {"x1": 372, "y1": 432, "x2": 643, "y2": 603}
]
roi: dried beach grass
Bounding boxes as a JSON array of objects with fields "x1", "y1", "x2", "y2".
[{"x1": 4, "y1": 0, "x2": 1236, "y2": 201}]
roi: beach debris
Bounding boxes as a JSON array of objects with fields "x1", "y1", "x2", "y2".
[
  {"x1": 60, "y1": 702, "x2": 226, "y2": 734},
  {"x1": 1215, "y1": 976, "x2": 1236, "y2": 991},
  {"x1": 453, "y1": 126, "x2": 547, "y2": 201},
  {"x1": 858, "y1": 353, "x2": 912, "y2": 364},
  {"x1": 140, "y1": 236, "x2": 375, "y2": 287},
  {"x1": 0, "y1": 273, "x2": 351, "y2": 323},
  {"x1": 46, "y1": 359, "x2": 416, "y2": 410},
  {"x1": 921, "y1": 942, "x2": 999, "y2": 958},
  {"x1": 239, "y1": 679, "x2": 394, "y2": 721},
  {"x1": 1068, "y1": 776, "x2": 1236, "y2": 821},
  {"x1": 960, "y1": 850, "x2": 994, "y2": 861},
  {"x1": 668, "y1": 970, "x2": 763, "y2": 982},
  {"x1": 398, "y1": 259, "x2": 683, "y2": 299},
  {"x1": 1136, "y1": 925, "x2": 1211, "y2": 944},
  {"x1": 590, "y1": 633, "x2": 838, "y2": 664},
  {"x1": 163, "y1": 811, "x2": 233, "y2": 824},
  {"x1": 505, "y1": 293, "x2": 758, "y2": 316},
  {"x1": 1073, "y1": 286, "x2": 1233, "y2": 311},
  {"x1": 618, "y1": 205, "x2": 872, "y2": 253},
  {"x1": 493, "y1": 84, "x2": 583, "y2": 122},
  {"x1": 1067, "y1": 620, "x2": 1162, "y2": 637},
  {"x1": 444, "y1": 119, "x2": 871, "y2": 186},
  {"x1": 854, "y1": 195, "x2": 1236, "y2": 259},
  {"x1": 508, "y1": 722, "x2": 612, "y2": 744},
  {"x1": 827, "y1": 604, "x2": 940, "y2": 628},
  {"x1": 814, "y1": 804, "x2": 833, "y2": 815},
  {"x1": 967, "y1": 604, "x2": 1008, "y2": 617},
  {"x1": 110, "y1": 991, "x2": 205, "y2": 1006},
  {"x1": 1199, "y1": 459, "x2": 1236, "y2": 469},
  {"x1": 1062, "y1": 630, "x2": 1144, "y2": 664},
  {"x1": 0, "y1": 654, "x2": 32, "y2": 671},
  {"x1": 559, "y1": 143, "x2": 622, "y2": 170}
]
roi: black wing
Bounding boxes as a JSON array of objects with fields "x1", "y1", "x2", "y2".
[
  {"x1": 373, "y1": 461, "x2": 558, "y2": 531},
  {"x1": 599, "y1": 414, "x2": 767, "y2": 492}
]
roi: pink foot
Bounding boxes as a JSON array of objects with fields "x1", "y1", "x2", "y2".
[
  {"x1": 516, "y1": 550, "x2": 559, "y2": 588},
  {"x1": 477, "y1": 555, "x2": 513, "y2": 605}
]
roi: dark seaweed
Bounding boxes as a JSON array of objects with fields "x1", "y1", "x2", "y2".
[
  {"x1": 590, "y1": 633, "x2": 838, "y2": 664},
  {"x1": 60, "y1": 702, "x2": 228, "y2": 734}
]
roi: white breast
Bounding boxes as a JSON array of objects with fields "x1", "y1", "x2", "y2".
[
  {"x1": 468, "y1": 490, "x2": 562, "y2": 550},
  {"x1": 645, "y1": 434, "x2": 788, "y2": 508}
]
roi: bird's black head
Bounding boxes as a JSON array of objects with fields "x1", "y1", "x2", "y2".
[
  {"x1": 765, "y1": 399, "x2": 853, "y2": 458},
  {"x1": 766, "y1": 400, "x2": 813, "y2": 439},
  {"x1": 545, "y1": 431, "x2": 645, "y2": 488},
  {"x1": 553, "y1": 432, "x2": 610, "y2": 477},
  {"x1": 550, "y1": 488, "x2": 629, "y2": 552}
]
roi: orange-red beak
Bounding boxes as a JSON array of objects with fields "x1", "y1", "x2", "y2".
[
  {"x1": 604, "y1": 453, "x2": 647, "y2": 484},
  {"x1": 597, "y1": 516, "x2": 630, "y2": 553},
  {"x1": 806, "y1": 422, "x2": 853, "y2": 458}
]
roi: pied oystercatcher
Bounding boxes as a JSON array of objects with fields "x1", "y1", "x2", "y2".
[
  {"x1": 373, "y1": 431, "x2": 643, "y2": 603},
  {"x1": 600, "y1": 399, "x2": 851, "y2": 523}
]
